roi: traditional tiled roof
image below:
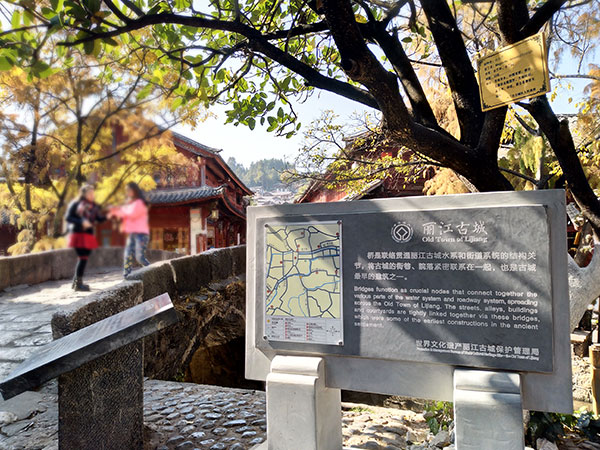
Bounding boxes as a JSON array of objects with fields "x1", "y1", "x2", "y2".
[
  {"x1": 169, "y1": 130, "x2": 222, "y2": 155},
  {"x1": 166, "y1": 130, "x2": 253, "y2": 196},
  {"x1": 147, "y1": 185, "x2": 247, "y2": 219},
  {"x1": 147, "y1": 186, "x2": 224, "y2": 205}
]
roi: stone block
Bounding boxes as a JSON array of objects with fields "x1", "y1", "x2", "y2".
[
  {"x1": 206, "y1": 247, "x2": 234, "y2": 281},
  {"x1": 571, "y1": 330, "x2": 592, "y2": 358},
  {"x1": 266, "y1": 356, "x2": 342, "y2": 450},
  {"x1": 0, "y1": 257, "x2": 11, "y2": 291},
  {"x1": 51, "y1": 280, "x2": 143, "y2": 339},
  {"x1": 5, "y1": 252, "x2": 53, "y2": 287},
  {"x1": 126, "y1": 261, "x2": 176, "y2": 301},
  {"x1": 58, "y1": 341, "x2": 143, "y2": 450},
  {"x1": 147, "y1": 249, "x2": 178, "y2": 262},
  {"x1": 170, "y1": 253, "x2": 212, "y2": 294},
  {"x1": 230, "y1": 245, "x2": 246, "y2": 276},
  {"x1": 87, "y1": 246, "x2": 124, "y2": 270},
  {"x1": 50, "y1": 249, "x2": 77, "y2": 281}
]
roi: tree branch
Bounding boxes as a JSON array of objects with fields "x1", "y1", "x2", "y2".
[
  {"x1": 521, "y1": 0, "x2": 568, "y2": 38},
  {"x1": 497, "y1": 0, "x2": 530, "y2": 43},
  {"x1": 321, "y1": 0, "x2": 411, "y2": 132},
  {"x1": 406, "y1": 122, "x2": 513, "y2": 191},
  {"x1": 420, "y1": 0, "x2": 484, "y2": 147},
  {"x1": 103, "y1": 0, "x2": 132, "y2": 23},
  {"x1": 513, "y1": 111, "x2": 542, "y2": 137},
  {"x1": 120, "y1": 0, "x2": 144, "y2": 17},
  {"x1": 262, "y1": 21, "x2": 329, "y2": 40},
  {"x1": 498, "y1": 166, "x2": 538, "y2": 184},
  {"x1": 368, "y1": 23, "x2": 439, "y2": 130},
  {"x1": 477, "y1": 107, "x2": 508, "y2": 160},
  {"x1": 551, "y1": 73, "x2": 600, "y2": 82},
  {"x1": 525, "y1": 95, "x2": 600, "y2": 232},
  {"x1": 60, "y1": 12, "x2": 380, "y2": 111}
]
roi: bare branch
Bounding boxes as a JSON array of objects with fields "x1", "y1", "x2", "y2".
[{"x1": 521, "y1": 0, "x2": 568, "y2": 38}]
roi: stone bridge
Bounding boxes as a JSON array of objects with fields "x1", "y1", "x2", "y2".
[
  {"x1": 0, "y1": 245, "x2": 272, "y2": 450},
  {"x1": 0, "y1": 247, "x2": 177, "y2": 380},
  {"x1": 0, "y1": 246, "x2": 250, "y2": 385}
]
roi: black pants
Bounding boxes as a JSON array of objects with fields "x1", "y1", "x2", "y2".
[{"x1": 74, "y1": 248, "x2": 92, "y2": 278}]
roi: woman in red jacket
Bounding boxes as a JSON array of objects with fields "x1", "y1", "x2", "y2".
[{"x1": 65, "y1": 185, "x2": 106, "y2": 291}]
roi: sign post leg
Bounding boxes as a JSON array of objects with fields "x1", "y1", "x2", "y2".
[
  {"x1": 256, "y1": 355, "x2": 341, "y2": 450},
  {"x1": 591, "y1": 344, "x2": 600, "y2": 415},
  {"x1": 454, "y1": 369, "x2": 524, "y2": 450}
]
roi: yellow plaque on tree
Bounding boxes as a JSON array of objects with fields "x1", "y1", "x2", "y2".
[{"x1": 477, "y1": 33, "x2": 550, "y2": 111}]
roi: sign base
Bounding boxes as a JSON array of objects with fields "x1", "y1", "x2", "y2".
[
  {"x1": 264, "y1": 355, "x2": 341, "y2": 450},
  {"x1": 454, "y1": 369, "x2": 524, "y2": 449}
]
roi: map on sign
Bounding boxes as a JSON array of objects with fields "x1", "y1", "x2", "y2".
[{"x1": 264, "y1": 221, "x2": 343, "y2": 345}]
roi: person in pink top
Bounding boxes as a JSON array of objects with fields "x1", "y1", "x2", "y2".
[{"x1": 109, "y1": 182, "x2": 151, "y2": 277}]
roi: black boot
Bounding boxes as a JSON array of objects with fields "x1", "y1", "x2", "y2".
[{"x1": 72, "y1": 277, "x2": 90, "y2": 291}]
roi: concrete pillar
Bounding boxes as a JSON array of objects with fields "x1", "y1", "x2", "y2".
[
  {"x1": 259, "y1": 356, "x2": 341, "y2": 450},
  {"x1": 454, "y1": 369, "x2": 524, "y2": 450}
]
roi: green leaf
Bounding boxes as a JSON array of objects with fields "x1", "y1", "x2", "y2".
[
  {"x1": 41, "y1": 7, "x2": 56, "y2": 19},
  {"x1": 83, "y1": 39, "x2": 94, "y2": 55},
  {"x1": 0, "y1": 57, "x2": 14, "y2": 71},
  {"x1": 83, "y1": 0, "x2": 101, "y2": 14},
  {"x1": 51, "y1": 0, "x2": 65, "y2": 11},
  {"x1": 23, "y1": 10, "x2": 34, "y2": 26},
  {"x1": 402, "y1": 37, "x2": 412, "y2": 43},
  {"x1": 11, "y1": 11, "x2": 21, "y2": 29},
  {"x1": 66, "y1": 4, "x2": 88, "y2": 20},
  {"x1": 49, "y1": 15, "x2": 63, "y2": 29},
  {"x1": 171, "y1": 96, "x2": 184, "y2": 111},
  {"x1": 136, "y1": 83, "x2": 153, "y2": 100},
  {"x1": 92, "y1": 38, "x2": 101, "y2": 57},
  {"x1": 102, "y1": 36, "x2": 119, "y2": 47},
  {"x1": 31, "y1": 60, "x2": 57, "y2": 78},
  {"x1": 247, "y1": 117, "x2": 256, "y2": 130},
  {"x1": 147, "y1": 4, "x2": 162, "y2": 15},
  {"x1": 174, "y1": 0, "x2": 191, "y2": 10}
]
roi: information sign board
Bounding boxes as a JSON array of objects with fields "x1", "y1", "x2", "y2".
[
  {"x1": 246, "y1": 191, "x2": 572, "y2": 413},
  {"x1": 477, "y1": 33, "x2": 550, "y2": 111}
]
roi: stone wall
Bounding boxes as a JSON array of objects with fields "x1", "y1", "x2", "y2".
[
  {"x1": 49, "y1": 246, "x2": 249, "y2": 387},
  {"x1": 0, "y1": 247, "x2": 178, "y2": 291}
]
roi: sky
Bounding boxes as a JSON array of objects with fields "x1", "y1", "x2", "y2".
[
  {"x1": 173, "y1": 89, "x2": 373, "y2": 167},
  {"x1": 173, "y1": 72, "x2": 590, "y2": 168}
]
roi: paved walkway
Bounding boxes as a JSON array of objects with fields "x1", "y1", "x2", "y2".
[
  {"x1": 0, "y1": 378, "x2": 441, "y2": 450},
  {"x1": 0, "y1": 268, "x2": 123, "y2": 380}
]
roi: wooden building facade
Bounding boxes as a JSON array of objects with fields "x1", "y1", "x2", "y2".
[
  {"x1": 296, "y1": 134, "x2": 434, "y2": 203},
  {"x1": 96, "y1": 131, "x2": 252, "y2": 255}
]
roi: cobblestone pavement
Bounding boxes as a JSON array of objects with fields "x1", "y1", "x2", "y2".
[
  {"x1": 0, "y1": 268, "x2": 123, "y2": 380},
  {"x1": 144, "y1": 380, "x2": 267, "y2": 450},
  {"x1": 0, "y1": 379, "x2": 448, "y2": 450}
]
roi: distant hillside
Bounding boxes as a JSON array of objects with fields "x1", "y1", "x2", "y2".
[{"x1": 227, "y1": 157, "x2": 292, "y2": 191}]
